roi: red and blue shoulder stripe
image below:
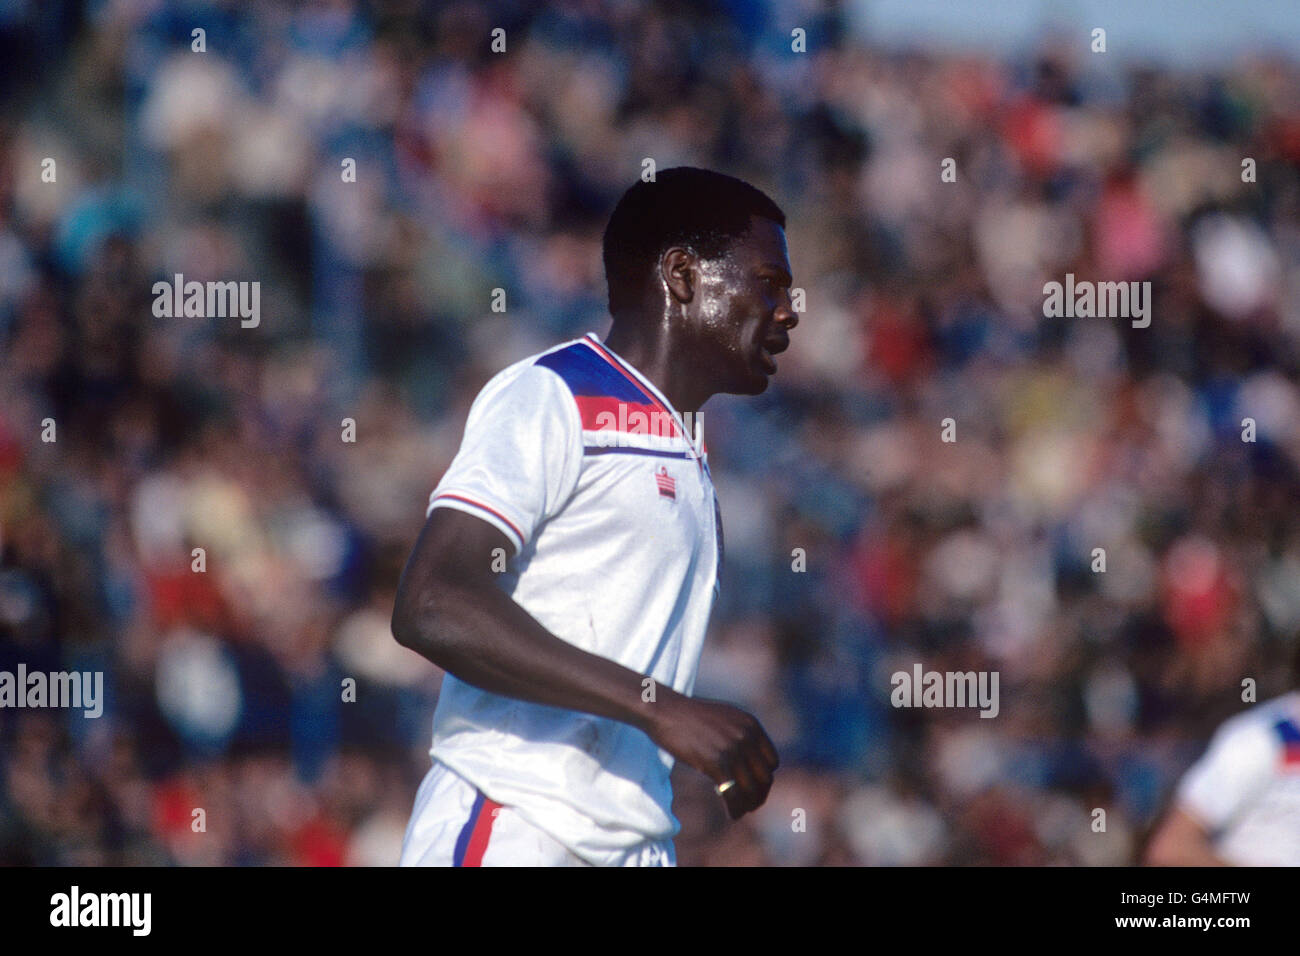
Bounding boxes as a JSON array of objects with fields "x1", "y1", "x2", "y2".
[{"x1": 535, "y1": 339, "x2": 685, "y2": 439}]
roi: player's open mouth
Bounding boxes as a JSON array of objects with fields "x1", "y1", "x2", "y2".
[{"x1": 758, "y1": 346, "x2": 777, "y2": 374}]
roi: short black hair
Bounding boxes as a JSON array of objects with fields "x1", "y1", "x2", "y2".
[{"x1": 602, "y1": 167, "x2": 786, "y2": 317}]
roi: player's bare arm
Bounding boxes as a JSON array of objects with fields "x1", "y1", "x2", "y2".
[
  {"x1": 392, "y1": 506, "x2": 779, "y2": 818},
  {"x1": 1143, "y1": 807, "x2": 1229, "y2": 867}
]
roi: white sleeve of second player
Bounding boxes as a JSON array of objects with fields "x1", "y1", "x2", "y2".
[
  {"x1": 427, "y1": 363, "x2": 583, "y2": 555},
  {"x1": 1175, "y1": 714, "x2": 1278, "y2": 834}
]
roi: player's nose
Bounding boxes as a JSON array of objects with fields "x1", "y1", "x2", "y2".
[{"x1": 776, "y1": 299, "x2": 798, "y2": 331}]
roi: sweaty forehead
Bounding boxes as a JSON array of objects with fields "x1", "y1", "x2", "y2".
[{"x1": 734, "y1": 215, "x2": 789, "y2": 268}]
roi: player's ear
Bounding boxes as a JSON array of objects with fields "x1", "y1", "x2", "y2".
[{"x1": 660, "y1": 247, "x2": 695, "y2": 304}]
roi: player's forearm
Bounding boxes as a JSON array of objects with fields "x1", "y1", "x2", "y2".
[
  {"x1": 1144, "y1": 810, "x2": 1231, "y2": 866},
  {"x1": 1146, "y1": 842, "x2": 1229, "y2": 866},
  {"x1": 393, "y1": 579, "x2": 670, "y2": 734}
]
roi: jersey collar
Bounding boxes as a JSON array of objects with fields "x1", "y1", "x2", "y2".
[{"x1": 583, "y1": 331, "x2": 706, "y2": 458}]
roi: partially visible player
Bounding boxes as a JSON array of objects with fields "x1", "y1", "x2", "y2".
[
  {"x1": 392, "y1": 167, "x2": 794, "y2": 866},
  {"x1": 1144, "y1": 646, "x2": 1300, "y2": 866}
]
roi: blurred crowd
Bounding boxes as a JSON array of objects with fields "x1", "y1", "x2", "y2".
[{"x1": 2, "y1": 0, "x2": 1299, "y2": 866}]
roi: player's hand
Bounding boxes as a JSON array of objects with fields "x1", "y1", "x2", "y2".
[{"x1": 645, "y1": 693, "x2": 779, "y2": 819}]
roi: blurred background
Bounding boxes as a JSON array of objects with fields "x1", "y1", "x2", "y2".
[{"x1": 2, "y1": 0, "x2": 1300, "y2": 866}]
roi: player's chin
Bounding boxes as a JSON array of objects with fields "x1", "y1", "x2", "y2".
[
  {"x1": 719, "y1": 352, "x2": 775, "y2": 395},
  {"x1": 731, "y1": 353, "x2": 774, "y2": 393},
  {"x1": 727, "y1": 369, "x2": 771, "y2": 395}
]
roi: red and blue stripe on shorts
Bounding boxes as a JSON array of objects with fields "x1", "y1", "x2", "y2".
[{"x1": 453, "y1": 789, "x2": 504, "y2": 867}]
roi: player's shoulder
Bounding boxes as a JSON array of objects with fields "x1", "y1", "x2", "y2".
[
  {"x1": 1255, "y1": 691, "x2": 1300, "y2": 741},
  {"x1": 472, "y1": 335, "x2": 595, "y2": 405},
  {"x1": 472, "y1": 331, "x2": 652, "y2": 420},
  {"x1": 1212, "y1": 692, "x2": 1300, "y2": 744},
  {"x1": 533, "y1": 332, "x2": 650, "y2": 403}
]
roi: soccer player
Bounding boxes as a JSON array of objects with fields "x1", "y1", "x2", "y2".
[
  {"x1": 1144, "y1": 650, "x2": 1300, "y2": 866},
  {"x1": 392, "y1": 167, "x2": 794, "y2": 866}
]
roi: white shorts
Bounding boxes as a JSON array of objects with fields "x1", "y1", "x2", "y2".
[{"x1": 399, "y1": 759, "x2": 676, "y2": 867}]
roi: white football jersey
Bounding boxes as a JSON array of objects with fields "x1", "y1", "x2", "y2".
[
  {"x1": 1176, "y1": 691, "x2": 1300, "y2": 865},
  {"x1": 419, "y1": 331, "x2": 723, "y2": 866}
]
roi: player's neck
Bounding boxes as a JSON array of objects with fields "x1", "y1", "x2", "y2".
[{"x1": 602, "y1": 321, "x2": 709, "y2": 416}]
